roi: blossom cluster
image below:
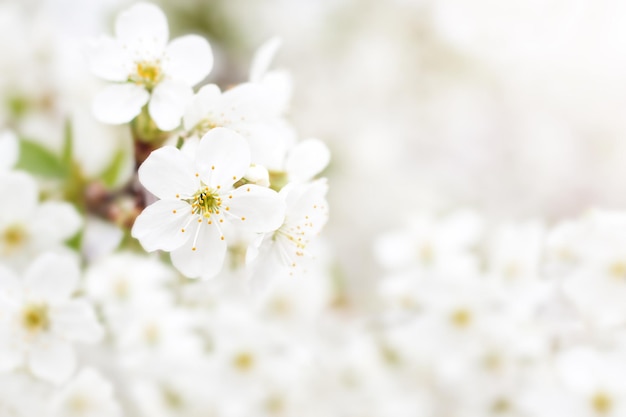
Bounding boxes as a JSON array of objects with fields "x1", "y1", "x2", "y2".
[
  {"x1": 0, "y1": 2, "x2": 330, "y2": 415},
  {"x1": 373, "y1": 209, "x2": 626, "y2": 416},
  {"x1": 4, "y1": 0, "x2": 626, "y2": 416}
]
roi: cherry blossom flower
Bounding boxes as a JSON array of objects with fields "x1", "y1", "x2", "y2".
[
  {"x1": 87, "y1": 2, "x2": 213, "y2": 130},
  {"x1": 0, "y1": 171, "x2": 82, "y2": 270},
  {"x1": 51, "y1": 368, "x2": 122, "y2": 417},
  {"x1": 0, "y1": 253, "x2": 103, "y2": 384},
  {"x1": 247, "y1": 179, "x2": 329, "y2": 290},
  {"x1": 131, "y1": 127, "x2": 285, "y2": 279}
]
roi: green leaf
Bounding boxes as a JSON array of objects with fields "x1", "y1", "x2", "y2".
[
  {"x1": 101, "y1": 149, "x2": 126, "y2": 188},
  {"x1": 66, "y1": 229, "x2": 83, "y2": 252},
  {"x1": 15, "y1": 140, "x2": 67, "y2": 178}
]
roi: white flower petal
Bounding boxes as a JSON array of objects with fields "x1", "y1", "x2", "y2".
[
  {"x1": 183, "y1": 84, "x2": 221, "y2": 130},
  {"x1": 556, "y1": 348, "x2": 601, "y2": 393},
  {"x1": 249, "y1": 37, "x2": 282, "y2": 83},
  {"x1": 51, "y1": 300, "x2": 103, "y2": 344},
  {"x1": 24, "y1": 254, "x2": 80, "y2": 303},
  {"x1": 29, "y1": 336, "x2": 75, "y2": 384},
  {"x1": 148, "y1": 80, "x2": 192, "y2": 131},
  {"x1": 283, "y1": 180, "x2": 329, "y2": 234},
  {"x1": 164, "y1": 35, "x2": 213, "y2": 86},
  {"x1": 257, "y1": 70, "x2": 293, "y2": 115},
  {"x1": 0, "y1": 130, "x2": 19, "y2": 171},
  {"x1": 286, "y1": 138, "x2": 330, "y2": 182},
  {"x1": 0, "y1": 264, "x2": 20, "y2": 298},
  {"x1": 0, "y1": 343, "x2": 22, "y2": 373},
  {"x1": 171, "y1": 221, "x2": 226, "y2": 279},
  {"x1": 115, "y1": 2, "x2": 168, "y2": 58},
  {"x1": 131, "y1": 199, "x2": 191, "y2": 252},
  {"x1": 196, "y1": 128, "x2": 250, "y2": 188},
  {"x1": 228, "y1": 185, "x2": 285, "y2": 232},
  {"x1": 138, "y1": 146, "x2": 198, "y2": 199},
  {"x1": 0, "y1": 171, "x2": 38, "y2": 224},
  {"x1": 85, "y1": 35, "x2": 132, "y2": 82},
  {"x1": 93, "y1": 84, "x2": 149, "y2": 125},
  {"x1": 31, "y1": 202, "x2": 82, "y2": 246}
]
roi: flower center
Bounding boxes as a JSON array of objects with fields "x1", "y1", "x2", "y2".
[
  {"x1": 190, "y1": 187, "x2": 222, "y2": 217},
  {"x1": 609, "y1": 261, "x2": 626, "y2": 279},
  {"x1": 233, "y1": 352, "x2": 255, "y2": 372},
  {"x1": 163, "y1": 387, "x2": 184, "y2": 409},
  {"x1": 2, "y1": 224, "x2": 28, "y2": 254},
  {"x1": 591, "y1": 392, "x2": 613, "y2": 414},
  {"x1": 450, "y1": 308, "x2": 472, "y2": 328},
  {"x1": 131, "y1": 61, "x2": 163, "y2": 89},
  {"x1": 67, "y1": 396, "x2": 90, "y2": 413},
  {"x1": 22, "y1": 304, "x2": 50, "y2": 333}
]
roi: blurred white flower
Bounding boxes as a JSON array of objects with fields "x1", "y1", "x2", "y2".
[
  {"x1": 128, "y1": 361, "x2": 218, "y2": 417},
  {"x1": 487, "y1": 220, "x2": 545, "y2": 283},
  {"x1": 0, "y1": 171, "x2": 82, "y2": 270},
  {"x1": 132, "y1": 127, "x2": 285, "y2": 279},
  {"x1": 84, "y1": 252, "x2": 176, "y2": 331},
  {"x1": 51, "y1": 368, "x2": 122, "y2": 417},
  {"x1": 526, "y1": 348, "x2": 626, "y2": 417},
  {"x1": 0, "y1": 370, "x2": 51, "y2": 416},
  {"x1": 0, "y1": 253, "x2": 103, "y2": 384},
  {"x1": 561, "y1": 211, "x2": 626, "y2": 327},
  {"x1": 374, "y1": 210, "x2": 483, "y2": 274},
  {"x1": 87, "y1": 2, "x2": 213, "y2": 130}
]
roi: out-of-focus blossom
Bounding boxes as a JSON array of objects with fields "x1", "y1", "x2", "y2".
[
  {"x1": 51, "y1": 368, "x2": 122, "y2": 417},
  {"x1": 0, "y1": 171, "x2": 81, "y2": 270},
  {"x1": 0, "y1": 254, "x2": 102, "y2": 384}
]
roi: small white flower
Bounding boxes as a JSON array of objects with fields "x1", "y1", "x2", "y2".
[
  {"x1": 525, "y1": 348, "x2": 626, "y2": 417},
  {"x1": 0, "y1": 253, "x2": 103, "y2": 384},
  {"x1": 374, "y1": 210, "x2": 483, "y2": 274},
  {"x1": 87, "y1": 2, "x2": 213, "y2": 130},
  {"x1": 0, "y1": 171, "x2": 82, "y2": 270},
  {"x1": 84, "y1": 252, "x2": 176, "y2": 332},
  {"x1": 51, "y1": 368, "x2": 122, "y2": 417},
  {"x1": 247, "y1": 179, "x2": 329, "y2": 290},
  {"x1": 132, "y1": 127, "x2": 285, "y2": 279}
]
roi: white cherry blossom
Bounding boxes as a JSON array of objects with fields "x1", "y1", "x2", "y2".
[
  {"x1": 0, "y1": 253, "x2": 103, "y2": 384},
  {"x1": 131, "y1": 127, "x2": 285, "y2": 279},
  {"x1": 87, "y1": 2, "x2": 213, "y2": 130},
  {"x1": 51, "y1": 368, "x2": 122, "y2": 417},
  {"x1": 247, "y1": 179, "x2": 328, "y2": 290},
  {"x1": 0, "y1": 171, "x2": 82, "y2": 270}
]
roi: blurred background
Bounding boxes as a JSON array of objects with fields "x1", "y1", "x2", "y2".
[{"x1": 14, "y1": 0, "x2": 625, "y2": 299}]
